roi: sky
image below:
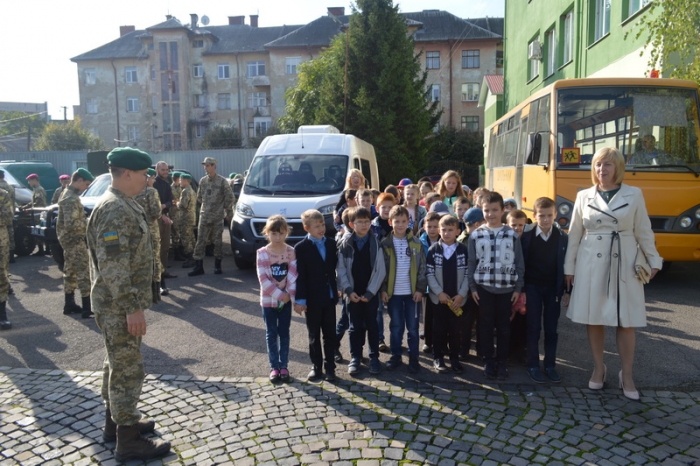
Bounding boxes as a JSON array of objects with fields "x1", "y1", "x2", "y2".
[{"x1": 0, "y1": 0, "x2": 504, "y2": 121}]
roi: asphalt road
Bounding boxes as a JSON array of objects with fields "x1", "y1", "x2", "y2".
[{"x1": 1, "y1": 242, "x2": 699, "y2": 391}]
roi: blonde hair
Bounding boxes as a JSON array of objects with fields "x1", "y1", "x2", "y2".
[
  {"x1": 301, "y1": 209, "x2": 324, "y2": 227},
  {"x1": 591, "y1": 147, "x2": 625, "y2": 186},
  {"x1": 262, "y1": 215, "x2": 289, "y2": 238},
  {"x1": 344, "y1": 169, "x2": 366, "y2": 190},
  {"x1": 436, "y1": 170, "x2": 467, "y2": 199}
]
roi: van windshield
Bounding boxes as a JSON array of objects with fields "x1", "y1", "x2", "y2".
[{"x1": 244, "y1": 154, "x2": 348, "y2": 196}]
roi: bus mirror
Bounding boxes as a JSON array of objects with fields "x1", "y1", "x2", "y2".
[{"x1": 526, "y1": 133, "x2": 542, "y2": 165}]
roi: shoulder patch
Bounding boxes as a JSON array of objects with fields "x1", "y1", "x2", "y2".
[{"x1": 104, "y1": 231, "x2": 119, "y2": 242}]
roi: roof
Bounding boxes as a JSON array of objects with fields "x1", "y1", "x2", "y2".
[
  {"x1": 467, "y1": 17, "x2": 504, "y2": 37},
  {"x1": 403, "y1": 10, "x2": 501, "y2": 42},
  {"x1": 203, "y1": 24, "x2": 302, "y2": 54},
  {"x1": 147, "y1": 17, "x2": 188, "y2": 31},
  {"x1": 484, "y1": 75, "x2": 504, "y2": 95},
  {"x1": 265, "y1": 15, "x2": 348, "y2": 48},
  {"x1": 71, "y1": 29, "x2": 146, "y2": 62}
]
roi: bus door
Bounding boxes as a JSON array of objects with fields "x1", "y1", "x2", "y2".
[{"x1": 520, "y1": 96, "x2": 552, "y2": 213}]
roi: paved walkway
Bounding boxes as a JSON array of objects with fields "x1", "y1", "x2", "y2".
[{"x1": 0, "y1": 367, "x2": 699, "y2": 466}]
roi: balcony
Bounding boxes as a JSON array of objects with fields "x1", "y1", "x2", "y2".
[{"x1": 251, "y1": 75, "x2": 270, "y2": 87}]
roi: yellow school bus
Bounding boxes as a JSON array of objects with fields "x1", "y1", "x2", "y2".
[{"x1": 485, "y1": 78, "x2": 700, "y2": 262}]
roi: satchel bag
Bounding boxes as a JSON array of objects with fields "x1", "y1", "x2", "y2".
[{"x1": 634, "y1": 245, "x2": 651, "y2": 285}]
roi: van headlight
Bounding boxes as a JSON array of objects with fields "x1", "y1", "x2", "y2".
[
  {"x1": 679, "y1": 216, "x2": 692, "y2": 228},
  {"x1": 558, "y1": 204, "x2": 571, "y2": 216},
  {"x1": 695, "y1": 208, "x2": 700, "y2": 219},
  {"x1": 318, "y1": 204, "x2": 335, "y2": 215},
  {"x1": 236, "y1": 203, "x2": 254, "y2": 217}
]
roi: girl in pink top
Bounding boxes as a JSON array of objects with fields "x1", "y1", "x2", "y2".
[{"x1": 256, "y1": 215, "x2": 298, "y2": 383}]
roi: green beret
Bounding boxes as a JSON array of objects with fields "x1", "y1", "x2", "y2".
[
  {"x1": 172, "y1": 172, "x2": 181, "y2": 179},
  {"x1": 181, "y1": 173, "x2": 193, "y2": 181},
  {"x1": 147, "y1": 168, "x2": 156, "y2": 177},
  {"x1": 107, "y1": 147, "x2": 152, "y2": 170},
  {"x1": 229, "y1": 172, "x2": 237, "y2": 179},
  {"x1": 75, "y1": 168, "x2": 95, "y2": 182}
]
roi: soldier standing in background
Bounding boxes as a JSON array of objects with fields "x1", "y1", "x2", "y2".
[
  {"x1": 154, "y1": 161, "x2": 176, "y2": 281},
  {"x1": 178, "y1": 174, "x2": 197, "y2": 268},
  {"x1": 86, "y1": 147, "x2": 170, "y2": 462},
  {"x1": 0, "y1": 185, "x2": 14, "y2": 330},
  {"x1": 52, "y1": 174, "x2": 70, "y2": 204},
  {"x1": 188, "y1": 157, "x2": 234, "y2": 276},
  {"x1": 170, "y1": 172, "x2": 184, "y2": 261},
  {"x1": 23, "y1": 173, "x2": 48, "y2": 256},
  {"x1": 0, "y1": 170, "x2": 16, "y2": 264},
  {"x1": 135, "y1": 169, "x2": 167, "y2": 296},
  {"x1": 57, "y1": 168, "x2": 95, "y2": 319}
]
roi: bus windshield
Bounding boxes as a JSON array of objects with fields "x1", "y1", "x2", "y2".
[
  {"x1": 243, "y1": 154, "x2": 348, "y2": 196},
  {"x1": 556, "y1": 86, "x2": 700, "y2": 170}
]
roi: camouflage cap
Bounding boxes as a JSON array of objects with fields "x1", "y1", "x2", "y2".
[
  {"x1": 75, "y1": 168, "x2": 95, "y2": 182},
  {"x1": 147, "y1": 168, "x2": 157, "y2": 177},
  {"x1": 107, "y1": 147, "x2": 152, "y2": 170},
  {"x1": 181, "y1": 173, "x2": 193, "y2": 180},
  {"x1": 202, "y1": 156, "x2": 217, "y2": 165}
]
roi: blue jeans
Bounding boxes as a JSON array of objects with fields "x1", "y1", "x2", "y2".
[
  {"x1": 525, "y1": 284, "x2": 561, "y2": 369},
  {"x1": 262, "y1": 303, "x2": 292, "y2": 370},
  {"x1": 388, "y1": 295, "x2": 420, "y2": 359}
]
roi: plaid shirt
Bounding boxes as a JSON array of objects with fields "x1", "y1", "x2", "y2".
[{"x1": 467, "y1": 226, "x2": 524, "y2": 294}]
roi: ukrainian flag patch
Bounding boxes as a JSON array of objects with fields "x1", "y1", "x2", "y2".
[{"x1": 104, "y1": 231, "x2": 119, "y2": 242}]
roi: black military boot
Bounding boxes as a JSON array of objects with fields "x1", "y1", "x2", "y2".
[
  {"x1": 173, "y1": 246, "x2": 185, "y2": 261},
  {"x1": 182, "y1": 255, "x2": 196, "y2": 268},
  {"x1": 8, "y1": 250, "x2": 15, "y2": 264},
  {"x1": 0, "y1": 301, "x2": 11, "y2": 330},
  {"x1": 214, "y1": 258, "x2": 222, "y2": 274},
  {"x1": 159, "y1": 278, "x2": 169, "y2": 296},
  {"x1": 63, "y1": 292, "x2": 82, "y2": 315},
  {"x1": 188, "y1": 260, "x2": 204, "y2": 276},
  {"x1": 115, "y1": 424, "x2": 170, "y2": 462},
  {"x1": 103, "y1": 408, "x2": 155, "y2": 442},
  {"x1": 81, "y1": 296, "x2": 93, "y2": 319}
]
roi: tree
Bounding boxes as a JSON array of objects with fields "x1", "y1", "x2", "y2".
[
  {"x1": 627, "y1": 0, "x2": 700, "y2": 81},
  {"x1": 281, "y1": 0, "x2": 440, "y2": 185},
  {"x1": 426, "y1": 127, "x2": 484, "y2": 188},
  {"x1": 0, "y1": 111, "x2": 48, "y2": 150},
  {"x1": 201, "y1": 124, "x2": 242, "y2": 149},
  {"x1": 34, "y1": 118, "x2": 105, "y2": 151}
]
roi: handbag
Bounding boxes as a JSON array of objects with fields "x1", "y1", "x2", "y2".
[{"x1": 634, "y1": 245, "x2": 651, "y2": 285}]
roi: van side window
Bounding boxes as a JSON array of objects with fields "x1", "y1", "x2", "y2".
[{"x1": 360, "y1": 159, "x2": 372, "y2": 188}]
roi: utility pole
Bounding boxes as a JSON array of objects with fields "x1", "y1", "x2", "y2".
[
  {"x1": 27, "y1": 124, "x2": 31, "y2": 151},
  {"x1": 60, "y1": 106, "x2": 68, "y2": 121}
]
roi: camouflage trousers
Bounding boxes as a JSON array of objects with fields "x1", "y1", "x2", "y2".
[
  {"x1": 193, "y1": 219, "x2": 224, "y2": 260},
  {"x1": 179, "y1": 216, "x2": 196, "y2": 256},
  {"x1": 95, "y1": 312, "x2": 145, "y2": 426},
  {"x1": 0, "y1": 228, "x2": 8, "y2": 302},
  {"x1": 149, "y1": 222, "x2": 162, "y2": 281},
  {"x1": 61, "y1": 238, "x2": 90, "y2": 296},
  {"x1": 7, "y1": 224, "x2": 13, "y2": 252},
  {"x1": 170, "y1": 210, "x2": 181, "y2": 247}
]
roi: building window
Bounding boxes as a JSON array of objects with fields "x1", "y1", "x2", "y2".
[
  {"x1": 125, "y1": 67, "x2": 138, "y2": 83},
  {"x1": 593, "y1": 0, "x2": 611, "y2": 42},
  {"x1": 462, "y1": 50, "x2": 480, "y2": 69},
  {"x1": 150, "y1": 65, "x2": 156, "y2": 81},
  {"x1": 192, "y1": 39, "x2": 204, "y2": 48},
  {"x1": 195, "y1": 124, "x2": 206, "y2": 138},
  {"x1": 249, "y1": 118, "x2": 271, "y2": 138},
  {"x1": 193, "y1": 64, "x2": 203, "y2": 78},
  {"x1": 152, "y1": 95, "x2": 158, "y2": 110},
  {"x1": 461, "y1": 83, "x2": 480, "y2": 101},
  {"x1": 426, "y1": 51, "x2": 440, "y2": 70},
  {"x1": 194, "y1": 94, "x2": 206, "y2": 108},
  {"x1": 247, "y1": 61, "x2": 266, "y2": 77},
  {"x1": 286, "y1": 57, "x2": 302, "y2": 75},
  {"x1": 496, "y1": 50, "x2": 504, "y2": 68},
  {"x1": 248, "y1": 92, "x2": 267, "y2": 108},
  {"x1": 461, "y1": 116, "x2": 479, "y2": 132},
  {"x1": 86, "y1": 98, "x2": 97, "y2": 114},
  {"x1": 84, "y1": 68, "x2": 96, "y2": 85},
  {"x1": 562, "y1": 11, "x2": 573, "y2": 64},
  {"x1": 545, "y1": 28, "x2": 556, "y2": 77},
  {"x1": 217, "y1": 93, "x2": 231, "y2": 110},
  {"x1": 528, "y1": 40, "x2": 540, "y2": 81},
  {"x1": 127, "y1": 97, "x2": 139, "y2": 112},
  {"x1": 127, "y1": 125, "x2": 140, "y2": 142},
  {"x1": 628, "y1": 0, "x2": 651, "y2": 16},
  {"x1": 218, "y1": 63, "x2": 230, "y2": 79},
  {"x1": 428, "y1": 85, "x2": 440, "y2": 102}
]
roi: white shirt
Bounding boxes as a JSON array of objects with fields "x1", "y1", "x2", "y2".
[
  {"x1": 535, "y1": 226, "x2": 552, "y2": 242},
  {"x1": 392, "y1": 235, "x2": 412, "y2": 295},
  {"x1": 442, "y1": 241, "x2": 458, "y2": 260}
]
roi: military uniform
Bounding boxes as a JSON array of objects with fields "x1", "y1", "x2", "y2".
[
  {"x1": 178, "y1": 184, "x2": 196, "y2": 257},
  {"x1": 57, "y1": 186, "x2": 90, "y2": 298},
  {"x1": 193, "y1": 174, "x2": 234, "y2": 260},
  {"x1": 0, "y1": 188, "x2": 13, "y2": 302},
  {"x1": 52, "y1": 185, "x2": 66, "y2": 204},
  {"x1": 134, "y1": 187, "x2": 162, "y2": 282},
  {"x1": 31, "y1": 184, "x2": 47, "y2": 208},
  {"x1": 0, "y1": 179, "x2": 16, "y2": 253},
  {"x1": 170, "y1": 181, "x2": 182, "y2": 250}
]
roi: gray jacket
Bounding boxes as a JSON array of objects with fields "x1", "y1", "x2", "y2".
[{"x1": 336, "y1": 231, "x2": 386, "y2": 301}]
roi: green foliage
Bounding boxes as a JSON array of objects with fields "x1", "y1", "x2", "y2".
[
  {"x1": 201, "y1": 124, "x2": 242, "y2": 149},
  {"x1": 426, "y1": 127, "x2": 484, "y2": 188},
  {"x1": 34, "y1": 118, "x2": 105, "y2": 151},
  {"x1": 627, "y1": 0, "x2": 700, "y2": 81},
  {"x1": 248, "y1": 126, "x2": 281, "y2": 149},
  {"x1": 0, "y1": 111, "x2": 47, "y2": 140},
  {"x1": 281, "y1": 0, "x2": 441, "y2": 185}
]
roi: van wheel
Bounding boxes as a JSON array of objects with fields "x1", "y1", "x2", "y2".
[
  {"x1": 14, "y1": 225, "x2": 35, "y2": 256},
  {"x1": 234, "y1": 256, "x2": 253, "y2": 270}
]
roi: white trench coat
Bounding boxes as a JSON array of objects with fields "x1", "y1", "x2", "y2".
[{"x1": 564, "y1": 184, "x2": 663, "y2": 327}]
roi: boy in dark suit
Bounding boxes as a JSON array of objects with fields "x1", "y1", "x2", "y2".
[{"x1": 294, "y1": 209, "x2": 339, "y2": 382}]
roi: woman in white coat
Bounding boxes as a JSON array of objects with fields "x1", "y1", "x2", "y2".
[{"x1": 564, "y1": 147, "x2": 662, "y2": 400}]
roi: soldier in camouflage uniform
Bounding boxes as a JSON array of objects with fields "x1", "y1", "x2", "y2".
[
  {"x1": 170, "y1": 172, "x2": 184, "y2": 260},
  {"x1": 86, "y1": 147, "x2": 170, "y2": 461},
  {"x1": 178, "y1": 173, "x2": 197, "y2": 267},
  {"x1": 188, "y1": 157, "x2": 234, "y2": 276},
  {"x1": 0, "y1": 186, "x2": 14, "y2": 330},
  {"x1": 57, "y1": 168, "x2": 95, "y2": 319},
  {"x1": 0, "y1": 170, "x2": 16, "y2": 262},
  {"x1": 23, "y1": 173, "x2": 48, "y2": 255},
  {"x1": 52, "y1": 174, "x2": 70, "y2": 204},
  {"x1": 135, "y1": 169, "x2": 166, "y2": 295}
]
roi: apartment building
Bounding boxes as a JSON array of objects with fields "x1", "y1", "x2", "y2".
[{"x1": 71, "y1": 9, "x2": 503, "y2": 151}]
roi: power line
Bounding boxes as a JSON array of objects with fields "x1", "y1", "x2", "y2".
[{"x1": 0, "y1": 110, "x2": 48, "y2": 126}]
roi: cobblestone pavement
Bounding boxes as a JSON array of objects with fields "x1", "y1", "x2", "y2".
[{"x1": 1, "y1": 368, "x2": 699, "y2": 465}]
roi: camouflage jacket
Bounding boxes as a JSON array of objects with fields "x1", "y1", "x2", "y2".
[
  {"x1": 87, "y1": 186, "x2": 154, "y2": 316},
  {"x1": 0, "y1": 188, "x2": 12, "y2": 228},
  {"x1": 0, "y1": 180, "x2": 16, "y2": 206},
  {"x1": 56, "y1": 186, "x2": 86, "y2": 243},
  {"x1": 171, "y1": 184, "x2": 182, "y2": 203},
  {"x1": 178, "y1": 185, "x2": 197, "y2": 223},
  {"x1": 32, "y1": 184, "x2": 47, "y2": 207},
  {"x1": 135, "y1": 187, "x2": 162, "y2": 229},
  {"x1": 197, "y1": 174, "x2": 234, "y2": 222},
  {"x1": 51, "y1": 185, "x2": 66, "y2": 204}
]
